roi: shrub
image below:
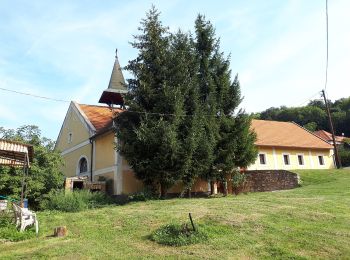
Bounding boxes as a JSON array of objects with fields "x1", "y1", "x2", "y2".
[
  {"x1": 128, "y1": 189, "x2": 158, "y2": 202},
  {"x1": 231, "y1": 172, "x2": 247, "y2": 195},
  {"x1": 40, "y1": 190, "x2": 114, "y2": 212},
  {"x1": 339, "y1": 149, "x2": 350, "y2": 167},
  {"x1": 0, "y1": 125, "x2": 65, "y2": 209},
  {"x1": 149, "y1": 223, "x2": 208, "y2": 246}
]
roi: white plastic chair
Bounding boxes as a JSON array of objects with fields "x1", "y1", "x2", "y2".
[{"x1": 12, "y1": 203, "x2": 39, "y2": 235}]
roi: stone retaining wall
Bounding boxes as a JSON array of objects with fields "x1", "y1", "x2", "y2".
[{"x1": 243, "y1": 170, "x2": 299, "y2": 192}]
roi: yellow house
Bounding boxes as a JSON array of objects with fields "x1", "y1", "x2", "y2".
[
  {"x1": 56, "y1": 52, "x2": 334, "y2": 196},
  {"x1": 247, "y1": 119, "x2": 334, "y2": 170}
]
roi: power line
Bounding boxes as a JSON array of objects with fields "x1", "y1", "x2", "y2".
[
  {"x1": 325, "y1": 0, "x2": 329, "y2": 91},
  {"x1": 0, "y1": 87, "x2": 70, "y2": 103},
  {"x1": 293, "y1": 90, "x2": 322, "y2": 107},
  {"x1": 0, "y1": 87, "x2": 223, "y2": 118}
]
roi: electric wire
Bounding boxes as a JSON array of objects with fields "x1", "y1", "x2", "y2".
[
  {"x1": 325, "y1": 0, "x2": 329, "y2": 92},
  {"x1": 1, "y1": 86, "x2": 330, "y2": 118},
  {"x1": 0, "y1": 87, "x2": 70, "y2": 103}
]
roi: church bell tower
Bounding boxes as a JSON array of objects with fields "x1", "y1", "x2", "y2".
[{"x1": 98, "y1": 49, "x2": 127, "y2": 107}]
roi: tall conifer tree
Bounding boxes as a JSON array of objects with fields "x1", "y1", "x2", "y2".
[
  {"x1": 115, "y1": 7, "x2": 183, "y2": 197},
  {"x1": 194, "y1": 15, "x2": 257, "y2": 194},
  {"x1": 116, "y1": 8, "x2": 258, "y2": 197}
]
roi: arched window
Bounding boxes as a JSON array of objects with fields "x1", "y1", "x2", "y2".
[{"x1": 79, "y1": 157, "x2": 88, "y2": 174}]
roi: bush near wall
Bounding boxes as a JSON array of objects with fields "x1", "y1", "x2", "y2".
[
  {"x1": 339, "y1": 149, "x2": 350, "y2": 167},
  {"x1": 40, "y1": 190, "x2": 114, "y2": 212}
]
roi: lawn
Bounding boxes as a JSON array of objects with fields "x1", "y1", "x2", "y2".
[{"x1": 1, "y1": 169, "x2": 349, "y2": 259}]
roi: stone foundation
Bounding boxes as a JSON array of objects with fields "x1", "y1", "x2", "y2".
[{"x1": 243, "y1": 170, "x2": 299, "y2": 192}]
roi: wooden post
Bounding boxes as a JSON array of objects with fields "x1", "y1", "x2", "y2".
[
  {"x1": 188, "y1": 213, "x2": 196, "y2": 232},
  {"x1": 54, "y1": 226, "x2": 67, "y2": 237},
  {"x1": 321, "y1": 90, "x2": 342, "y2": 168}
]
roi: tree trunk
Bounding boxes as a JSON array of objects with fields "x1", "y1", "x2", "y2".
[
  {"x1": 54, "y1": 226, "x2": 67, "y2": 237},
  {"x1": 223, "y1": 180, "x2": 228, "y2": 196},
  {"x1": 160, "y1": 183, "x2": 167, "y2": 199},
  {"x1": 210, "y1": 181, "x2": 214, "y2": 195},
  {"x1": 187, "y1": 188, "x2": 192, "y2": 198},
  {"x1": 210, "y1": 180, "x2": 217, "y2": 195}
]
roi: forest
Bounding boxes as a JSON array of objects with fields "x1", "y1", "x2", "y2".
[{"x1": 255, "y1": 96, "x2": 350, "y2": 137}]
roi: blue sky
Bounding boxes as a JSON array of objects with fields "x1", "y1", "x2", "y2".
[{"x1": 1, "y1": 0, "x2": 349, "y2": 140}]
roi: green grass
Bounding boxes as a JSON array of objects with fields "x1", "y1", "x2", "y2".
[{"x1": 0, "y1": 169, "x2": 349, "y2": 259}]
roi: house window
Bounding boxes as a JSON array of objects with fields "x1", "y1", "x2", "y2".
[
  {"x1": 259, "y1": 154, "x2": 266, "y2": 165},
  {"x1": 318, "y1": 155, "x2": 325, "y2": 166},
  {"x1": 283, "y1": 154, "x2": 290, "y2": 165},
  {"x1": 297, "y1": 155, "x2": 304, "y2": 165},
  {"x1": 79, "y1": 157, "x2": 88, "y2": 174},
  {"x1": 68, "y1": 133, "x2": 72, "y2": 144}
]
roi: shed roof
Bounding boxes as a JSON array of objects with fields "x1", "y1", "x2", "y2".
[
  {"x1": 251, "y1": 119, "x2": 333, "y2": 149},
  {"x1": 0, "y1": 139, "x2": 34, "y2": 167}
]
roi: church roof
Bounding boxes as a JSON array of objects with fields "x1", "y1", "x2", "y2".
[
  {"x1": 99, "y1": 50, "x2": 127, "y2": 105},
  {"x1": 78, "y1": 103, "x2": 123, "y2": 133}
]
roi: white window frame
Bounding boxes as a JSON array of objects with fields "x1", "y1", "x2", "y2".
[
  {"x1": 317, "y1": 154, "x2": 325, "y2": 166},
  {"x1": 258, "y1": 153, "x2": 267, "y2": 165},
  {"x1": 297, "y1": 153, "x2": 305, "y2": 166},
  {"x1": 282, "y1": 153, "x2": 291, "y2": 166},
  {"x1": 76, "y1": 155, "x2": 89, "y2": 176}
]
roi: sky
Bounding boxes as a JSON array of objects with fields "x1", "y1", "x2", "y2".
[{"x1": 0, "y1": 0, "x2": 349, "y2": 140}]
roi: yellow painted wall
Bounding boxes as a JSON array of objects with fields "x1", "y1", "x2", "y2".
[
  {"x1": 93, "y1": 171, "x2": 114, "y2": 181},
  {"x1": 167, "y1": 179, "x2": 209, "y2": 194},
  {"x1": 56, "y1": 105, "x2": 91, "y2": 152},
  {"x1": 247, "y1": 147, "x2": 334, "y2": 170},
  {"x1": 61, "y1": 144, "x2": 91, "y2": 177},
  {"x1": 56, "y1": 103, "x2": 93, "y2": 179},
  {"x1": 121, "y1": 169, "x2": 144, "y2": 194},
  {"x1": 94, "y1": 132, "x2": 116, "y2": 171}
]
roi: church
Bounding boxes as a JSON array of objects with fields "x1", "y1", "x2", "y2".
[
  {"x1": 55, "y1": 51, "x2": 334, "y2": 196},
  {"x1": 55, "y1": 51, "x2": 209, "y2": 195}
]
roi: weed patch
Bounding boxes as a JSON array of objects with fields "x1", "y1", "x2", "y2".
[
  {"x1": 149, "y1": 223, "x2": 208, "y2": 246},
  {"x1": 40, "y1": 190, "x2": 114, "y2": 212}
]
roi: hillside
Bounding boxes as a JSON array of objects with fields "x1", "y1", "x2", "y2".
[{"x1": 1, "y1": 169, "x2": 349, "y2": 259}]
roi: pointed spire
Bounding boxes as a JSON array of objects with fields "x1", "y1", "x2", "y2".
[
  {"x1": 99, "y1": 49, "x2": 128, "y2": 106},
  {"x1": 107, "y1": 48, "x2": 127, "y2": 91}
]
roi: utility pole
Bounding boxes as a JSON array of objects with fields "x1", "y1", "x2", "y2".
[{"x1": 321, "y1": 89, "x2": 342, "y2": 168}]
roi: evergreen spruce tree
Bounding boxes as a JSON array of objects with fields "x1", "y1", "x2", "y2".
[
  {"x1": 168, "y1": 31, "x2": 213, "y2": 197},
  {"x1": 194, "y1": 15, "x2": 257, "y2": 194},
  {"x1": 116, "y1": 8, "x2": 258, "y2": 198},
  {"x1": 194, "y1": 15, "x2": 219, "y2": 193},
  {"x1": 115, "y1": 7, "x2": 184, "y2": 197}
]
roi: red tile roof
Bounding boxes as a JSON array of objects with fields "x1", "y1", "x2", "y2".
[
  {"x1": 251, "y1": 119, "x2": 332, "y2": 149},
  {"x1": 78, "y1": 104, "x2": 123, "y2": 132},
  {"x1": 313, "y1": 130, "x2": 345, "y2": 143},
  {"x1": 75, "y1": 106, "x2": 333, "y2": 150}
]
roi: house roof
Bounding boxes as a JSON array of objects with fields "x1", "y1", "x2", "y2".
[
  {"x1": 251, "y1": 119, "x2": 333, "y2": 149},
  {"x1": 313, "y1": 130, "x2": 345, "y2": 143},
  {"x1": 72, "y1": 106, "x2": 333, "y2": 150},
  {"x1": 78, "y1": 104, "x2": 123, "y2": 133}
]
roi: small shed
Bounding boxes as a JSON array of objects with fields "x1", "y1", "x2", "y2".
[{"x1": 0, "y1": 139, "x2": 34, "y2": 205}]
